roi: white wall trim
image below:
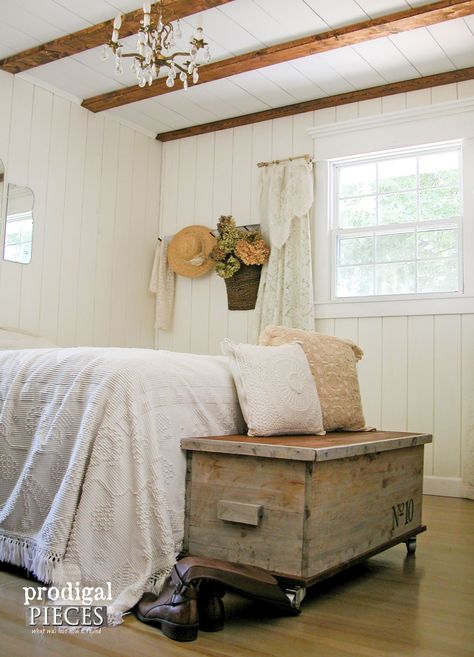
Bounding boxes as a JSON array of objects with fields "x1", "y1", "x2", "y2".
[
  {"x1": 315, "y1": 295, "x2": 474, "y2": 319},
  {"x1": 423, "y1": 475, "x2": 464, "y2": 498},
  {"x1": 310, "y1": 100, "x2": 474, "y2": 314},
  {"x1": 307, "y1": 97, "x2": 474, "y2": 140}
]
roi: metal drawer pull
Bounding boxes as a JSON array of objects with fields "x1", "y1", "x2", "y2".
[{"x1": 217, "y1": 500, "x2": 264, "y2": 526}]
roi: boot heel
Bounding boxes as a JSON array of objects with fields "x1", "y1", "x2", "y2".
[
  {"x1": 198, "y1": 582, "x2": 225, "y2": 632},
  {"x1": 161, "y1": 620, "x2": 199, "y2": 642}
]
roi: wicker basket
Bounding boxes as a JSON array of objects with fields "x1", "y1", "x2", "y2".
[{"x1": 224, "y1": 264, "x2": 262, "y2": 310}]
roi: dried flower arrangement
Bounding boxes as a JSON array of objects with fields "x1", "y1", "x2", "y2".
[{"x1": 211, "y1": 216, "x2": 270, "y2": 279}]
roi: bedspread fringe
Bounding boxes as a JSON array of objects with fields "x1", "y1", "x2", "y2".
[{"x1": 0, "y1": 532, "x2": 62, "y2": 584}]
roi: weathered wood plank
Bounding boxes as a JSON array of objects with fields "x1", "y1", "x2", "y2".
[
  {"x1": 184, "y1": 452, "x2": 306, "y2": 574},
  {"x1": 81, "y1": 1, "x2": 474, "y2": 113},
  {"x1": 181, "y1": 431, "x2": 432, "y2": 461},
  {"x1": 217, "y1": 500, "x2": 264, "y2": 526},
  {"x1": 183, "y1": 437, "x2": 427, "y2": 582},
  {"x1": 0, "y1": 1, "x2": 234, "y2": 74},
  {"x1": 305, "y1": 446, "x2": 424, "y2": 577},
  {"x1": 156, "y1": 66, "x2": 474, "y2": 141}
]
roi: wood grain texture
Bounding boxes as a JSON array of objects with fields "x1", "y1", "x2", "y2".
[
  {"x1": 181, "y1": 431, "x2": 433, "y2": 462},
  {"x1": 185, "y1": 452, "x2": 307, "y2": 574},
  {"x1": 305, "y1": 446, "x2": 424, "y2": 578},
  {"x1": 156, "y1": 66, "x2": 474, "y2": 141},
  {"x1": 217, "y1": 500, "x2": 264, "y2": 526},
  {"x1": 183, "y1": 439, "x2": 426, "y2": 581},
  {"x1": 1, "y1": 496, "x2": 473, "y2": 657},
  {"x1": 0, "y1": 0, "x2": 234, "y2": 74},
  {"x1": 81, "y1": 1, "x2": 474, "y2": 113}
]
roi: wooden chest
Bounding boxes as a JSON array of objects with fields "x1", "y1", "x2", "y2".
[{"x1": 181, "y1": 431, "x2": 432, "y2": 587}]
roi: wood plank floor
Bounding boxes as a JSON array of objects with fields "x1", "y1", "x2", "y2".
[{"x1": 1, "y1": 495, "x2": 473, "y2": 657}]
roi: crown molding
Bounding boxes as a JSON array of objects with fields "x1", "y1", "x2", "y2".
[{"x1": 307, "y1": 97, "x2": 474, "y2": 140}]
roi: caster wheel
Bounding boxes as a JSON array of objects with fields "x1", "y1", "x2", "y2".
[
  {"x1": 284, "y1": 586, "x2": 306, "y2": 611},
  {"x1": 406, "y1": 537, "x2": 416, "y2": 554}
]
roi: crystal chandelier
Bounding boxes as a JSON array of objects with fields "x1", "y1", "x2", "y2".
[{"x1": 103, "y1": 1, "x2": 211, "y2": 89}]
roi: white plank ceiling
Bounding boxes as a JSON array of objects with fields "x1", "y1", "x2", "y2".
[{"x1": 0, "y1": 0, "x2": 473, "y2": 135}]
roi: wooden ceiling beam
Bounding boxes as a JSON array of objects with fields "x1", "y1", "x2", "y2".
[
  {"x1": 82, "y1": 0, "x2": 474, "y2": 113},
  {"x1": 0, "y1": 0, "x2": 234, "y2": 74},
  {"x1": 155, "y1": 66, "x2": 474, "y2": 141}
]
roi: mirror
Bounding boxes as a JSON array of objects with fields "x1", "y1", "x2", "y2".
[
  {"x1": 3, "y1": 182, "x2": 34, "y2": 264},
  {"x1": 0, "y1": 160, "x2": 4, "y2": 239}
]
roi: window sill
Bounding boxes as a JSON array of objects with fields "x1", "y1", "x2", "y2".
[{"x1": 314, "y1": 294, "x2": 474, "y2": 318}]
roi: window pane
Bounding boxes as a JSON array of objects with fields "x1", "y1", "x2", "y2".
[
  {"x1": 5, "y1": 230, "x2": 21, "y2": 245},
  {"x1": 378, "y1": 157, "x2": 416, "y2": 193},
  {"x1": 4, "y1": 244, "x2": 22, "y2": 261},
  {"x1": 338, "y1": 236, "x2": 373, "y2": 265},
  {"x1": 419, "y1": 150, "x2": 459, "y2": 188},
  {"x1": 376, "y1": 262, "x2": 416, "y2": 295},
  {"x1": 378, "y1": 192, "x2": 417, "y2": 225},
  {"x1": 339, "y1": 163, "x2": 376, "y2": 197},
  {"x1": 336, "y1": 265, "x2": 374, "y2": 297},
  {"x1": 376, "y1": 232, "x2": 415, "y2": 263},
  {"x1": 339, "y1": 196, "x2": 376, "y2": 228},
  {"x1": 420, "y1": 188, "x2": 459, "y2": 221},
  {"x1": 417, "y1": 229, "x2": 457, "y2": 259},
  {"x1": 417, "y1": 258, "x2": 458, "y2": 293}
]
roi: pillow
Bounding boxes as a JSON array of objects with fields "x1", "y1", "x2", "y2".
[
  {"x1": 221, "y1": 338, "x2": 325, "y2": 437},
  {"x1": 259, "y1": 325, "x2": 369, "y2": 432},
  {"x1": 0, "y1": 327, "x2": 56, "y2": 350}
]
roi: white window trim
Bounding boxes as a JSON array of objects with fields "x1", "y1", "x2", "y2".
[{"x1": 309, "y1": 98, "x2": 474, "y2": 318}]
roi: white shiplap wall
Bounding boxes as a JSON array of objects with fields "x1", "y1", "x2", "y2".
[
  {"x1": 0, "y1": 70, "x2": 162, "y2": 348},
  {"x1": 158, "y1": 80, "x2": 474, "y2": 496}
]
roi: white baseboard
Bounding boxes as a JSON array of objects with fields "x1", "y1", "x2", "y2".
[{"x1": 423, "y1": 475, "x2": 464, "y2": 498}]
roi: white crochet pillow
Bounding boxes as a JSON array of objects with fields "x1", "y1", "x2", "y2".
[{"x1": 221, "y1": 339, "x2": 325, "y2": 437}]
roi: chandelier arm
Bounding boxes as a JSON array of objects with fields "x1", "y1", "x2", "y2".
[{"x1": 170, "y1": 62, "x2": 189, "y2": 75}]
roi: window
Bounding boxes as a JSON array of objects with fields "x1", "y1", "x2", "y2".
[{"x1": 331, "y1": 143, "x2": 462, "y2": 299}]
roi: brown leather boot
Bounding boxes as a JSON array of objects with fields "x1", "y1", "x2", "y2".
[
  {"x1": 197, "y1": 581, "x2": 225, "y2": 632},
  {"x1": 175, "y1": 556, "x2": 298, "y2": 614},
  {"x1": 136, "y1": 567, "x2": 199, "y2": 641}
]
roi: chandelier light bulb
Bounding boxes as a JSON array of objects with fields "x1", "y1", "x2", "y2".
[{"x1": 113, "y1": 15, "x2": 122, "y2": 30}]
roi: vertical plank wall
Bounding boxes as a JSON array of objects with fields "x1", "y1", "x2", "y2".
[
  {"x1": 158, "y1": 80, "x2": 474, "y2": 497},
  {"x1": 0, "y1": 71, "x2": 162, "y2": 348}
]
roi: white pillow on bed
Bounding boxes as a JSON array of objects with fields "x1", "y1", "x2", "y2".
[
  {"x1": 221, "y1": 338, "x2": 325, "y2": 437},
  {"x1": 0, "y1": 327, "x2": 56, "y2": 350}
]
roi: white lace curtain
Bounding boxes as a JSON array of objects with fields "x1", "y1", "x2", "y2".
[{"x1": 253, "y1": 158, "x2": 315, "y2": 341}]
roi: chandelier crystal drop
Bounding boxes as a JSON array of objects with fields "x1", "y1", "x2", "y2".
[{"x1": 104, "y1": 1, "x2": 211, "y2": 89}]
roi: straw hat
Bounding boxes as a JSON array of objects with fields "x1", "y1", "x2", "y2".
[{"x1": 167, "y1": 225, "x2": 217, "y2": 278}]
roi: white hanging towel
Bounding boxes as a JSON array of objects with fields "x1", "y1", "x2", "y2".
[{"x1": 149, "y1": 237, "x2": 175, "y2": 333}]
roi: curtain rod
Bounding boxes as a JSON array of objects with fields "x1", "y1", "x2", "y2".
[{"x1": 257, "y1": 153, "x2": 313, "y2": 168}]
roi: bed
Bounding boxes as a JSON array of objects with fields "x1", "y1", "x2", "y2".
[{"x1": 0, "y1": 330, "x2": 244, "y2": 622}]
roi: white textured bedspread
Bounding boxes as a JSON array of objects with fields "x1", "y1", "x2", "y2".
[{"x1": 0, "y1": 347, "x2": 243, "y2": 619}]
